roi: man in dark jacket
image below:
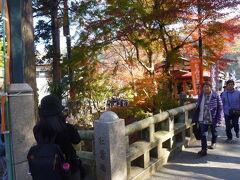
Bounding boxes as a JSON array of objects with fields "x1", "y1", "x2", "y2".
[{"x1": 192, "y1": 82, "x2": 223, "y2": 156}]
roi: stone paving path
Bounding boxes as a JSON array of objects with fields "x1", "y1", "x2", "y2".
[{"x1": 148, "y1": 126, "x2": 240, "y2": 180}]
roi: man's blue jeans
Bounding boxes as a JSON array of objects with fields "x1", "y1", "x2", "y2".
[{"x1": 200, "y1": 123, "x2": 218, "y2": 151}]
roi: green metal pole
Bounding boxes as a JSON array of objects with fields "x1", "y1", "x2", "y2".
[
  {"x1": 7, "y1": 0, "x2": 24, "y2": 83},
  {"x1": 2, "y1": 0, "x2": 15, "y2": 179}
]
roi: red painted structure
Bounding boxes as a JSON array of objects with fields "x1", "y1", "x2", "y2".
[{"x1": 155, "y1": 58, "x2": 211, "y2": 99}]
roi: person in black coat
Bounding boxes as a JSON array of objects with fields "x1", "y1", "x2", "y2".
[{"x1": 33, "y1": 94, "x2": 82, "y2": 180}]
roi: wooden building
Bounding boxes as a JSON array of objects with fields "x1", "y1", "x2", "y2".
[{"x1": 155, "y1": 58, "x2": 226, "y2": 99}]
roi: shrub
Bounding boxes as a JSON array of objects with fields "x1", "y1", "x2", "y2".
[{"x1": 109, "y1": 106, "x2": 152, "y2": 121}]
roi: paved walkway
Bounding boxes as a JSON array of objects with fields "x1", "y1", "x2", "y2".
[{"x1": 148, "y1": 126, "x2": 240, "y2": 180}]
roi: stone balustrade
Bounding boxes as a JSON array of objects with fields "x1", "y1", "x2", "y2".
[{"x1": 77, "y1": 103, "x2": 197, "y2": 180}]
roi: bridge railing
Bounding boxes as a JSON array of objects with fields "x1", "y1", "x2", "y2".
[
  {"x1": 77, "y1": 103, "x2": 197, "y2": 179},
  {"x1": 77, "y1": 130, "x2": 94, "y2": 164}
]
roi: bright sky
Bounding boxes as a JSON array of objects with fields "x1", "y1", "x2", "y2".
[
  {"x1": 34, "y1": 16, "x2": 78, "y2": 55},
  {"x1": 35, "y1": 28, "x2": 77, "y2": 55}
]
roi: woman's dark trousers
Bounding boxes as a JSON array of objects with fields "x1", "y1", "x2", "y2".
[{"x1": 200, "y1": 123, "x2": 218, "y2": 151}]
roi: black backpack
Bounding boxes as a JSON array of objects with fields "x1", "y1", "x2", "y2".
[{"x1": 27, "y1": 143, "x2": 66, "y2": 180}]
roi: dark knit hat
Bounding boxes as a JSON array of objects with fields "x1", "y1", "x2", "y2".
[{"x1": 39, "y1": 94, "x2": 64, "y2": 116}]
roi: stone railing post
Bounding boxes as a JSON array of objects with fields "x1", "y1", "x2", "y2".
[
  {"x1": 94, "y1": 111, "x2": 127, "y2": 180},
  {"x1": 8, "y1": 83, "x2": 35, "y2": 179},
  {"x1": 168, "y1": 116, "x2": 174, "y2": 132},
  {"x1": 168, "y1": 116, "x2": 174, "y2": 149},
  {"x1": 179, "y1": 91, "x2": 186, "y2": 106},
  {"x1": 149, "y1": 123, "x2": 155, "y2": 142},
  {"x1": 184, "y1": 111, "x2": 189, "y2": 124}
]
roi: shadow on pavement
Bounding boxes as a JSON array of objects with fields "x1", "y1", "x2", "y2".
[
  {"x1": 156, "y1": 164, "x2": 240, "y2": 180},
  {"x1": 169, "y1": 150, "x2": 240, "y2": 164}
]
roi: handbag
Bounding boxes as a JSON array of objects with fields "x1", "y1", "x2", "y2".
[{"x1": 193, "y1": 122, "x2": 201, "y2": 140}]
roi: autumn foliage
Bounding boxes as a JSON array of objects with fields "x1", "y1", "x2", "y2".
[{"x1": 56, "y1": 0, "x2": 240, "y2": 122}]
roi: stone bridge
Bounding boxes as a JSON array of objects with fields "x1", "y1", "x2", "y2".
[
  {"x1": 77, "y1": 104, "x2": 240, "y2": 180},
  {"x1": 147, "y1": 126, "x2": 240, "y2": 180},
  {"x1": 78, "y1": 103, "x2": 202, "y2": 179}
]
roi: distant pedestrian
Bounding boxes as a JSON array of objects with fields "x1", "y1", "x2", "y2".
[
  {"x1": 192, "y1": 82, "x2": 223, "y2": 156},
  {"x1": 221, "y1": 80, "x2": 240, "y2": 142},
  {"x1": 220, "y1": 85, "x2": 226, "y2": 97}
]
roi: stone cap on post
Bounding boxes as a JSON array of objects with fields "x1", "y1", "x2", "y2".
[
  {"x1": 99, "y1": 111, "x2": 120, "y2": 123},
  {"x1": 8, "y1": 83, "x2": 33, "y2": 94}
]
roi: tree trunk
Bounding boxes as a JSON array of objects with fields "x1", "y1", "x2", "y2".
[
  {"x1": 22, "y1": 0, "x2": 38, "y2": 121},
  {"x1": 63, "y1": 0, "x2": 74, "y2": 97},
  {"x1": 50, "y1": 0, "x2": 61, "y2": 83}
]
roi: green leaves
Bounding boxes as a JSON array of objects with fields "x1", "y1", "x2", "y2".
[{"x1": 0, "y1": 41, "x2": 5, "y2": 67}]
